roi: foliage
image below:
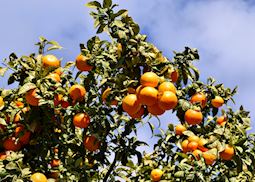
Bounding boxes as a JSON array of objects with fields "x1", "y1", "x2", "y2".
[{"x1": 0, "y1": 0, "x2": 254, "y2": 181}]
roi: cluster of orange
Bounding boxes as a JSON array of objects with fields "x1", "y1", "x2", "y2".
[
  {"x1": 122, "y1": 72, "x2": 178, "y2": 119},
  {"x1": 174, "y1": 92, "x2": 234, "y2": 166},
  {"x1": 0, "y1": 54, "x2": 100, "y2": 181}
]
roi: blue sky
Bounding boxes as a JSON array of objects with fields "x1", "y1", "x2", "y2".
[{"x1": 1, "y1": 0, "x2": 255, "y2": 152}]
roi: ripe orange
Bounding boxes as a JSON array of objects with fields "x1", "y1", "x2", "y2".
[
  {"x1": 30, "y1": 172, "x2": 48, "y2": 182},
  {"x1": 190, "y1": 93, "x2": 207, "y2": 108},
  {"x1": 139, "y1": 87, "x2": 158, "y2": 106},
  {"x1": 54, "y1": 94, "x2": 63, "y2": 106},
  {"x1": 122, "y1": 94, "x2": 141, "y2": 115},
  {"x1": 211, "y1": 96, "x2": 224, "y2": 108},
  {"x1": 76, "y1": 54, "x2": 93, "y2": 71},
  {"x1": 47, "y1": 73, "x2": 61, "y2": 82},
  {"x1": 73, "y1": 113, "x2": 90, "y2": 128},
  {"x1": 102, "y1": 88, "x2": 118, "y2": 106},
  {"x1": 188, "y1": 135, "x2": 200, "y2": 143},
  {"x1": 15, "y1": 101, "x2": 24, "y2": 108},
  {"x1": 69, "y1": 84, "x2": 86, "y2": 102},
  {"x1": 15, "y1": 126, "x2": 31, "y2": 144},
  {"x1": 42, "y1": 55, "x2": 60, "y2": 68},
  {"x1": 220, "y1": 144, "x2": 235, "y2": 160},
  {"x1": 158, "y1": 91, "x2": 178, "y2": 110},
  {"x1": 175, "y1": 124, "x2": 187, "y2": 135},
  {"x1": 147, "y1": 102, "x2": 165, "y2": 116},
  {"x1": 203, "y1": 153, "x2": 217, "y2": 165},
  {"x1": 216, "y1": 116, "x2": 227, "y2": 126},
  {"x1": 50, "y1": 159, "x2": 61, "y2": 167},
  {"x1": 0, "y1": 96, "x2": 4, "y2": 108},
  {"x1": 84, "y1": 135, "x2": 100, "y2": 152},
  {"x1": 171, "y1": 70, "x2": 179, "y2": 83},
  {"x1": 129, "y1": 106, "x2": 144, "y2": 119},
  {"x1": 25, "y1": 88, "x2": 40, "y2": 106},
  {"x1": 61, "y1": 100, "x2": 70, "y2": 108},
  {"x1": 158, "y1": 82, "x2": 176, "y2": 94},
  {"x1": 193, "y1": 149, "x2": 202, "y2": 160},
  {"x1": 181, "y1": 139, "x2": 189, "y2": 153},
  {"x1": 3, "y1": 137, "x2": 22, "y2": 151},
  {"x1": 187, "y1": 141, "x2": 198, "y2": 151},
  {"x1": 185, "y1": 109, "x2": 203, "y2": 125},
  {"x1": 150, "y1": 169, "x2": 163, "y2": 182},
  {"x1": 0, "y1": 152, "x2": 7, "y2": 160},
  {"x1": 140, "y1": 72, "x2": 159, "y2": 87}
]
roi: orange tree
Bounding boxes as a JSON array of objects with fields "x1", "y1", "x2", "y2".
[{"x1": 0, "y1": 0, "x2": 255, "y2": 181}]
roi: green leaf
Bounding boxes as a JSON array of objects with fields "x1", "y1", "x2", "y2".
[
  {"x1": 103, "y1": 0, "x2": 112, "y2": 8},
  {"x1": 47, "y1": 40, "x2": 63, "y2": 51},
  {"x1": 174, "y1": 171, "x2": 185, "y2": 178},
  {"x1": 0, "y1": 118, "x2": 7, "y2": 126},
  {"x1": 18, "y1": 83, "x2": 36, "y2": 95},
  {"x1": 113, "y1": 9, "x2": 128, "y2": 18},
  {"x1": 86, "y1": 1, "x2": 101, "y2": 8}
]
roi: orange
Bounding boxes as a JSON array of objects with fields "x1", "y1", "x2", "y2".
[
  {"x1": 73, "y1": 113, "x2": 90, "y2": 128},
  {"x1": 158, "y1": 91, "x2": 178, "y2": 110},
  {"x1": 171, "y1": 70, "x2": 179, "y2": 83},
  {"x1": 25, "y1": 88, "x2": 40, "y2": 106},
  {"x1": 211, "y1": 96, "x2": 224, "y2": 108},
  {"x1": 14, "y1": 112, "x2": 21, "y2": 123},
  {"x1": 139, "y1": 87, "x2": 158, "y2": 106},
  {"x1": 188, "y1": 136, "x2": 200, "y2": 143},
  {"x1": 216, "y1": 116, "x2": 227, "y2": 126},
  {"x1": 53, "y1": 147, "x2": 59, "y2": 153},
  {"x1": 0, "y1": 152, "x2": 7, "y2": 160},
  {"x1": 175, "y1": 124, "x2": 186, "y2": 135},
  {"x1": 190, "y1": 93, "x2": 207, "y2": 108},
  {"x1": 54, "y1": 94, "x2": 63, "y2": 106},
  {"x1": 185, "y1": 109, "x2": 203, "y2": 125},
  {"x1": 220, "y1": 144, "x2": 235, "y2": 160},
  {"x1": 15, "y1": 101, "x2": 24, "y2": 108},
  {"x1": 61, "y1": 100, "x2": 70, "y2": 108},
  {"x1": 76, "y1": 54, "x2": 93, "y2": 71},
  {"x1": 54, "y1": 67, "x2": 63, "y2": 75},
  {"x1": 147, "y1": 102, "x2": 165, "y2": 116},
  {"x1": 129, "y1": 106, "x2": 144, "y2": 119},
  {"x1": 193, "y1": 149, "x2": 202, "y2": 160},
  {"x1": 47, "y1": 73, "x2": 61, "y2": 82},
  {"x1": 102, "y1": 88, "x2": 118, "y2": 106},
  {"x1": 203, "y1": 153, "x2": 217, "y2": 165},
  {"x1": 15, "y1": 126, "x2": 31, "y2": 144},
  {"x1": 150, "y1": 169, "x2": 163, "y2": 182},
  {"x1": 84, "y1": 135, "x2": 100, "y2": 152},
  {"x1": 30, "y1": 172, "x2": 48, "y2": 182},
  {"x1": 158, "y1": 82, "x2": 176, "y2": 94},
  {"x1": 122, "y1": 94, "x2": 141, "y2": 115},
  {"x1": 69, "y1": 84, "x2": 86, "y2": 102},
  {"x1": 181, "y1": 139, "x2": 189, "y2": 153},
  {"x1": 42, "y1": 55, "x2": 60, "y2": 68},
  {"x1": 0, "y1": 96, "x2": 4, "y2": 108},
  {"x1": 50, "y1": 159, "x2": 61, "y2": 167},
  {"x1": 187, "y1": 141, "x2": 198, "y2": 151},
  {"x1": 140, "y1": 72, "x2": 159, "y2": 87},
  {"x1": 3, "y1": 137, "x2": 22, "y2": 151}
]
